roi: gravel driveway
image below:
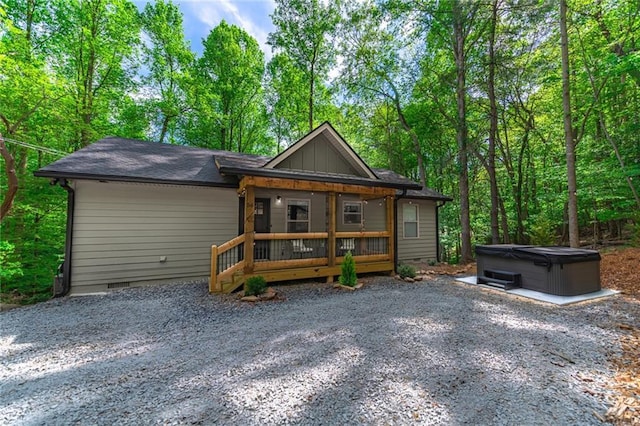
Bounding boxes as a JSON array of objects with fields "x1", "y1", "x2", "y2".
[{"x1": 1, "y1": 277, "x2": 637, "y2": 425}]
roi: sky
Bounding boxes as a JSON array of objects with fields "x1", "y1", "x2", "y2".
[{"x1": 134, "y1": 0, "x2": 277, "y2": 58}]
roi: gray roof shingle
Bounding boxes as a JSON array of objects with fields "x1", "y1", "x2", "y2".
[
  {"x1": 35, "y1": 137, "x2": 269, "y2": 187},
  {"x1": 35, "y1": 136, "x2": 451, "y2": 200}
]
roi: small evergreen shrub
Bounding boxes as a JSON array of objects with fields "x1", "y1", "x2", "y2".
[
  {"x1": 245, "y1": 275, "x2": 267, "y2": 296},
  {"x1": 339, "y1": 251, "x2": 357, "y2": 287},
  {"x1": 397, "y1": 264, "x2": 416, "y2": 279}
]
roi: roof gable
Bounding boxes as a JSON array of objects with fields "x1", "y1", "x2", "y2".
[{"x1": 264, "y1": 122, "x2": 377, "y2": 179}]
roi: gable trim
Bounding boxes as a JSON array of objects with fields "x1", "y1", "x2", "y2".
[{"x1": 264, "y1": 122, "x2": 378, "y2": 180}]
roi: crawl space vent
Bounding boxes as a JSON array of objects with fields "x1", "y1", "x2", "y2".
[{"x1": 107, "y1": 281, "x2": 131, "y2": 289}]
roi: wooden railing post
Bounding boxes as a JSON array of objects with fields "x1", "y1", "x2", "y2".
[
  {"x1": 386, "y1": 195, "x2": 395, "y2": 273},
  {"x1": 209, "y1": 245, "x2": 219, "y2": 293}
]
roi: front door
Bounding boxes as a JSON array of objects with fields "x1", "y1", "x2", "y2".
[
  {"x1": 254, "y1": 198, "x2": 271, "y2": 260},
  {"x1": 239, "y1": 198, "x2": 271, "y2": 260}
]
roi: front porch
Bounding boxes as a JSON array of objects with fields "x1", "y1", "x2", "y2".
[{"x1": 209, "y1": 176, "x2": 397, "y2": 293}]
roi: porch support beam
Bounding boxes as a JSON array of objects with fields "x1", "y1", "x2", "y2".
[
  {"x1": 386, "y1": 195, "x2": 395, "y2": 274},
  {"x1": 239, "y1": 176, "x2": 396, "y2": 197},
  {"x1": 243, "y1": 185, "x2": 255, "y2": 275}
]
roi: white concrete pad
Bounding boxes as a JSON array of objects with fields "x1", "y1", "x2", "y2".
[
  {"x1": 455, "y1": 276, "x2": 618, "y2": 306},
  {"x1": 70, "y1": 292, "x2": 108, "y2": 297}
]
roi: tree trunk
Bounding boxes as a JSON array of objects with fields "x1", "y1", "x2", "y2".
[
  {"x1": 0, "y1": 135, "x2": 19, "y2": 221},
  {"x1": 453, "y1": 0, "x2": 473, "y2": 263},
  {"x1": 159, "y1": 115, "x2": 171, "y2": 143},
  {"x1": 220, "y1": 123, "x2": 226, "y2": 151},
  {"x1": 499, "y1": 196, "x2": 510, "y2": 243},
  {"x1": 79, "y1": 3, "x2": 97, "y2": 148},
  {"x1": 515, "y1": 133, "x2": 528, "y2": 243},
  {"x1": 309, "y1": 50, "x2": 317, "y2": 131},
  {"x1": 560, "y1": 0, "x2": 580, "y2": 247},
  {"x1": 487, "y1": 0, "x2": 500, "y2": 244},
  {"x1": 395, "y1": 101, "x2": 427, "y2": 188}
]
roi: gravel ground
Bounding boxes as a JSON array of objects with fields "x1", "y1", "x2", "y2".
[{"x1": 1, "y1": 276, "x2": 638, "y2": 425}]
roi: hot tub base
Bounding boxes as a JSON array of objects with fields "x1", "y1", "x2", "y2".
[{"x1": 476, "y1": 245, "x2": 601, "y2": 297}]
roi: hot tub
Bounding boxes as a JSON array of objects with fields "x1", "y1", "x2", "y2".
[{"x1": 475, "y1": 245, "x2": 601, "y2": 296}]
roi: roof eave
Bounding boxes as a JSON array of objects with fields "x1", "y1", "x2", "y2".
[
  {"x1": 407, "y1": 195, "x2": 454, "y2": 202},
  {"x1": 401, "y1": 190, "x2": 453, "y2": 202},
  {"x1": 219, "y1": 166, "x2": 422, "y2": 190},
  {"x1": 33, "y1": 170, "x2": 238, "y2": 188}
]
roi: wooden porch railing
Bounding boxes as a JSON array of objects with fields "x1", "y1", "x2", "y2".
[
  {"x1": 209, "y1": 234, "x2": 245, "y2": 293},
  {"x1": 210, "y1": 231, "x2": 392, "y2": 293}
]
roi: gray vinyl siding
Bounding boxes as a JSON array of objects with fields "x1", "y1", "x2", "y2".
[
  {"x1": 252, "y1": 190, "x2": 389, "y2": 233},
  {"x1": 71, "y1": 180, "x2": 237, "y2": 294},
  {"x1": 362, "y1": 198, "x2": 386, "y2": 232},
  {"x1": 396, "y1": 199, "x2": 437, "y2": 262},
  {"x1": 337, "y1": 195, "x2": 387, "y2": 232},
  {"x1": 276, "y1": 133, "x2": 363, "y2": 176},
  {"x1": 255, "y1": 189, "x2": 327, "y2": 232}
]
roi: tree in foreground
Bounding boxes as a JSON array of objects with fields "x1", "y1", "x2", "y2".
[
  {"x1": 268, "y1": 0, "x2": 339, "y2": 132},
  {"x1": 140, "y1": 0, "x2": 194, "y2": 143}
]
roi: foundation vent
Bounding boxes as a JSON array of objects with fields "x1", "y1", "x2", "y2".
[{"x1": 107, "y1": 281, "x2": 131, "y2": 289}]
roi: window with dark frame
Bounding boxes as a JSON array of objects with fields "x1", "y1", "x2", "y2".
[
  {"x1": 403, "y1": 203, "x2": 419, "y2": 238},
  {"x1": 343, "y1": 201, "x2": 362, "y2": 225},
  {"x1": 286, "y1": 199, "x2": 310, "y2": 233}
]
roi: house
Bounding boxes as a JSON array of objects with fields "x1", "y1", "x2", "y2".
[{"x1": 35, "y1": 122, "x2": 452, "y2": 296}]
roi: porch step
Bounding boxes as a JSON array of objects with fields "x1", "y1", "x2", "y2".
[
  {"x1": 221, "y1": 271, "x2": 245, "y2": 294},
  {"x1": 478, "y1": 269, "x2": 522, "y2": 290}
]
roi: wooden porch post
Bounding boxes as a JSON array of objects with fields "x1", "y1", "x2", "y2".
[
  {"x1": 243, "y1": 185, "x2": 255, "y2": 275},
  {"x1": 386, "y1": 195, "x2": 395, "y2": 273},
  {"x1": 327, "y1": 192, "x2": 336, "y2": 282},
  {"x1": 209, "y1": 244, "x2": 219, "y2": 293}
]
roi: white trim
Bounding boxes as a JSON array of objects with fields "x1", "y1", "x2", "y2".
[
  {"x1": 264, "y1": 123, "x2": 377, "y2": 179},
  {"x1": 285, "y1": 198, "x2": 311, "y2": 233},
  {"x1": 402, "y1": 203, "x2": 420, "y2": 239},
  {"x1": 342, "y1": 201, "x2": 363, "y2": 225}
]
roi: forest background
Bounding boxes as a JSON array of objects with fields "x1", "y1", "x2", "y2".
[{"x1": 1, "y1": 0, "x2": 639, "y2": 303}]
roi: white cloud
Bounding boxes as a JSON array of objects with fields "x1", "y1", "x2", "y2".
[{"x1": 180, "y1": 0, "x2": 276, "y2": 60}]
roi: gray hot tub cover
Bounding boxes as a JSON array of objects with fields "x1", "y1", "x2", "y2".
[{"x1": 475, "y1": 245, "x2": 601, "y2": 266}]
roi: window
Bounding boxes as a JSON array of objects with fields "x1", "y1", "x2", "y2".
[
  {"x1": 343, "y1": 201, "x2": 362, "y2": 225},
  {"x1": 403, "y1": 203, "x2": 419, "y2": 238},
  {"x1": 255, "y1": 201, "x2": 264, "y2": 215},
  {"x1": 286, "y1": 199, "x2": 310, "y2": 232}
]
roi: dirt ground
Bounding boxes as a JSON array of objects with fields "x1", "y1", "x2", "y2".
[
  {"x1": 417, "y1": 247, "x2": 640, "y2": 425},
  {"x1": 600, "y1": 247, "x2": 640, "y2": 425}
]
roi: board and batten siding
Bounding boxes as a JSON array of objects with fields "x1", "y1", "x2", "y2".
[
  {"x1": 71, "y1": 180, "x2": 238, "y2": 294},
  {"x1": 275, "y1": 133, "x2": 363, "y2": 176},
  {"x1": 396, "y1": 199, "x2": 437, "y2": 262}
]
